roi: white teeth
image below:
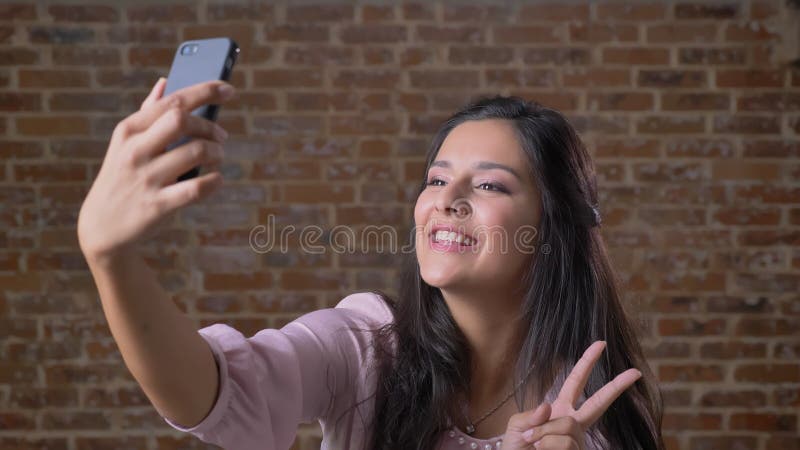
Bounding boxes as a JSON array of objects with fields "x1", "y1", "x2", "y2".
[{"x1": 433, "y1": 230, "x2": 474, "y2": 246}]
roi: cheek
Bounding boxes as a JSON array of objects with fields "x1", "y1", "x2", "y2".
[
  {"x1": 471, "y1": 203, "x2": 516, "y2": 230},
  {"x1": 413, "y1": 193, "x2": 433, "y2": 225},
  {"x1": 471, "y1": 207, "x2": 533, "y2": 253}
]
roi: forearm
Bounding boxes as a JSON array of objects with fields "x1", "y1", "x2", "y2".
[{"x1": 85, "y1": 249, "x2": 218, "y2": 428}]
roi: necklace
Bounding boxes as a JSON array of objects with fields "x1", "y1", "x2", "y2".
[{"x1": 460, "y1": 363, "x2": 536, "y2": 435}]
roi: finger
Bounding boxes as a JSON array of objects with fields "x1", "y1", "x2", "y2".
[
  {"x1": 522, "y1": 415, "x2": 581, "y2": 445},
  {"x1": 140, "y1": 77, "x2": 166, "y2": 111},
  {"x1": 507, "y1": 402, "x2": 551, "y2": 433},
  {"x1": 130, "y1": 110, "x2": 227, "y2": 163},
  {"x1": 529, "y1": 434, "x2": 580, "y2": 450},
  {"x1": 125, "y1": 80, "x2": 236, "y2": 134},
  {"x1": 575, "y1": 368, "x2": 642, "y2": 426},
  {"x1": 152, "y1": 170, "x2": 223, "y2": 213},
  {"x1": 557, "y1": 341, "x2": 606, "y2": 408},
  {"x1": 205, "y1": 161, "x2": 222, "y2": 174},
  {"x1": 146, "y1": 139, "x2": 223, "y2": 187}
]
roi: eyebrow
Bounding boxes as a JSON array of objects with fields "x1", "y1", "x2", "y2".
[{"x1": 430, "y1": 160, "x2": 521, "y2": 181}]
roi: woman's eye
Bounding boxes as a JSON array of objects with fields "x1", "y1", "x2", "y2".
[
  {"x1": 426, "y1": 178, "x2": 507, "y2": 193},
  {"x1": 477, "y1": 182, "x2": 507, "y2": 192}
]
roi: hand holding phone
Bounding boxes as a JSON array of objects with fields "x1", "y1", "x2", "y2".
[{"x1": 78, "y1": 40, "x2": 239, "y2": 262}]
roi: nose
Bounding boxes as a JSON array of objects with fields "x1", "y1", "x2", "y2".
[{"x1": 434, "y1": 182, "x2": 472, "y2": 218}]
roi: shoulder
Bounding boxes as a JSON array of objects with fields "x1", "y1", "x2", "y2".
[
  {"x1": 198, "y1": 292, "x2": 394, "y2": 349},
  {"x1": 273, "y1": 291, "x2": 394, "y2": 346},
  {"x1": 332, "y1": 291, "x2": 395, "y2": 328}
]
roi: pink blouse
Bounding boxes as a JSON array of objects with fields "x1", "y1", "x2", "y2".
[{"x1": 161, "y1": 292, "x2": 606, "y2": 449}]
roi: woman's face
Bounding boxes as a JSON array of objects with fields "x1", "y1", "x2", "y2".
[{"x1": 414, "y1": 119, "x2": 542, "y2": 296}]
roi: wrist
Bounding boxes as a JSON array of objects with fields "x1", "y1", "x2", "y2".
[{"x1": 81, "y1": 242, "x2": 140, "y2": 271}]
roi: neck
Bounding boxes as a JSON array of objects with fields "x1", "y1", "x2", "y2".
[{"x1": 440, "y1": 286, "x2": 524, "y2": 405}]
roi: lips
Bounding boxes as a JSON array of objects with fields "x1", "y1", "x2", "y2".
[{"x1": 428, "y1": 224, "x2": 477, "y2": 246}]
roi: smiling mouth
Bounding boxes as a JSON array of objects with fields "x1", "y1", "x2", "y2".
[{"x1": 430, "y1": 230, "x2": 476, "y2": 246}]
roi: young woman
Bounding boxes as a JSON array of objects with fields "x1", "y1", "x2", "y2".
[{"x1": 78, "y1": 78, "x2": 664, "y2": 450}]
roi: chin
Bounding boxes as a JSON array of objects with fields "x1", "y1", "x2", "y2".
[
  {"x1": 421, "y1": 268, "x2": 481, "y2": 294},
  {"x1": 419, "y1": 266, "x2": 459, "y2": 289}
]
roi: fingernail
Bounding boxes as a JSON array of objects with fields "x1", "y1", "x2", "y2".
[
  {"x1": 218, "y1": 84, "x2": 235, "y2": 100},
  {"x1": 149, "y1": 77, "x2": 164, "y2": 94},
  {"x1": 522, "y1": 428, "x2": 536, "y2": 441},
  {"x1": 214, "y1": 124, "x2": 228, "y2": 141}
]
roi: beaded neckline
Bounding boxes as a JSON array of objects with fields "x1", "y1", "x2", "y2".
[{"x1": 445, "y1": 426, "x2": 504, "y2": 449}]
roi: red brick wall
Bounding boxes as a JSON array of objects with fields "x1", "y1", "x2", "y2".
[{"x1": 1, "y1": 1, "x2": 799, "y2": 449}]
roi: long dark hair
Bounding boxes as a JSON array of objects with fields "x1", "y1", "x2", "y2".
[{"x1": 361, "y1": 96, "x2": 664, "y2": 450}]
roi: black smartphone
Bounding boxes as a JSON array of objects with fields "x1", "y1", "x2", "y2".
[{"x1": 163, "y1": 37, "x2": 239, "y2": 182}]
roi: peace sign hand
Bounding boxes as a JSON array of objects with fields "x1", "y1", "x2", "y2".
[{"x1": 502, "y1": 341, "x2": 642, "y2": 449}]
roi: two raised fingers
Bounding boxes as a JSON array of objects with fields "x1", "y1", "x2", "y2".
[
  {"x1": 574, "y1": 367, "x2": 641, "y2": 426},
  {"x1": 558, "y1": 341, "x2": 608, "y2": 408},
  {"x1": 559, "y1": 341, "x2": 642, "y2": 426}
]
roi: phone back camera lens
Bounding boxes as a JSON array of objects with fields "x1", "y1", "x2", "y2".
[{"x1": 181, "y1": 44, "x2": 198, "y2": 55}]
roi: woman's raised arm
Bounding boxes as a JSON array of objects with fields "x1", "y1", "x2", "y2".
[{"x1": 78, "y1": 78, "x2": 235, "y2": 428}]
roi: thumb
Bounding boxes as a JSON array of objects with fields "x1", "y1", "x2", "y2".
[
  {"x1": 140, "y1": 77, "x2": 166, "y2": 110},
  {"x1": 521, "y1": 403, "x2": 551, "y2": 430},
  {"x1": 525, "y1": 403, "x2": 550, "y2": 428}
]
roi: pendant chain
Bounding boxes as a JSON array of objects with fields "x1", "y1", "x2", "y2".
[{"x1": 460, "y1": 363, "x2": 537, "y2": 435}]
